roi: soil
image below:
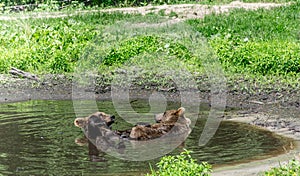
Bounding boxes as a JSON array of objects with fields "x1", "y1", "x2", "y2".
[{"x1": 0, "y1": 1, "x2": 299, "y2": 175}]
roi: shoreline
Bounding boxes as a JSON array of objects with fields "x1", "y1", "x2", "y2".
[
  {"x1": 214, "y1": 117, "x2": 300, "y2": 176},
  {"x1": 212, "y1": 111, "x2": 300, "y2": 175}
]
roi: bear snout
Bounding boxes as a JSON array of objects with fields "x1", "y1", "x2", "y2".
[{"x1": 74, "y1": 118, "x2": 86, "y2": 128}]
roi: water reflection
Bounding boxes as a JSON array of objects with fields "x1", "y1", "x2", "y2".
[{"x1": 0, "y1": 100, "x2": 292, "y2": 175}]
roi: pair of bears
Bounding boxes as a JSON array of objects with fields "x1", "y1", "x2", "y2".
[{"x1": 74, "y1": 107, "x2": 191, "y2": 141}]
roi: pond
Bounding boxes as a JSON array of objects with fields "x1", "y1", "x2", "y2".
[{"x1": 0, "y1": 100, "x2": 292, "y2": 175}]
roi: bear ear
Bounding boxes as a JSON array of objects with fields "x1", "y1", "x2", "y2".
[{"x1": 175, "y1": 107, "x2": 185, "y2": 116}]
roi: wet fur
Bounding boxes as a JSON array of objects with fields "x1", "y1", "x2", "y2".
[
  {"x1": 74, "y1": 107, "x2": 191, "y2": 141},
  {"x1": 129, "y1": 107, "x2": 191, "y2": 140}
]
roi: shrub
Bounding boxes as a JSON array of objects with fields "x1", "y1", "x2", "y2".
[
  {"x1": 146, "y1": 149, "x2": 212, "y2": 176},
  {"x1": 265, "y1": 159, "x2": 300, "y2": 176}
]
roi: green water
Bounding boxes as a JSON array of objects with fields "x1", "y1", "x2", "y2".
[{"x1": 0, "y1": 100, "x2": 291, "y2": 175}]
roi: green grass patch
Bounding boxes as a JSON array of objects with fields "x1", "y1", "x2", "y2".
[
  {"x1": 188, "y1": 4, "x2": 300, "y2": 41},
  {"x1": 146, "y1": 149, "x2": 212, "y2": 176},
  {"x1": 0, "y1": 12, "x2": 140, "y2": 73},
  {"x1": 73, "y1": 20, "x2": 209, "y2": 89},
  {"x1": 101, "y1": 35, "x2": 193, "y2": 66},
  {"x1": 264, "y1": 159, "x2": 300, "y2": 176},
  {"x1": 187, "y1": 2, "x2": 300, "y2": 76},
  {"x1": 210, "y1": 38, "x2": 300, "y2": 75}
]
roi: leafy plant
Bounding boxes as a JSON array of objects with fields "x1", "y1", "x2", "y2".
[
  {"x1": 265, "y1": 159, "x2": 300, "y2": 176},
  {"x1": 146, "y1": 149, "x2": 212, "y2": 176}
]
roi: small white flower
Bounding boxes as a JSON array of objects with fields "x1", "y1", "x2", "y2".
[{"x1": 244, "y1": 37, "x2": 249, "y2": 42}]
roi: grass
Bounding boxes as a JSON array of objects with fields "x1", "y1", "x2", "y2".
[
  {"x1": 73, "y1": 17, "x2": 210, "y2": 89},
  {"x1": 1, "y1": 2, "x2": 300, "y2": 92},
  {"x1": 186, "y1": 2, "x2": 300, "y2": 90},
  {"x1": 0, "y1": 12, "x2": 140, "y2": 73},
  {"x1": 188, "y1": 7, "x2": 300, "y2": 42},
  {"x1": 187, "y1": 2, "x2": 300, "y2": 75},
  {"x1": 264, "y1": 159, "x2": 300, "y2": 176},
  {"x1": 146, "y1": 149, "x2": 212, "y2": 176}
]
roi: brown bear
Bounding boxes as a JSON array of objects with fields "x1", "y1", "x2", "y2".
[
  {"x1": 129, "y1": 107, "x2": 191, "y2": 140},
  {"x1": 74, "y1": 107, "x2": 191, "y2": 141},
  {"x1": 74, "y1": 111, "x2": 125, "y2": 152}
]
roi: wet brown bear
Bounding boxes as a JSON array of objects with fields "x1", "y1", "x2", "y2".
[
  {"x1": 129, "y1": 107, "x2": 191, "y2": 140},
  {"x1": 74, "y1": 112, "x2": 125, "y2": 152},
  {"x1": 74, "y1": 107, "x2": 191, "y2": 141}
]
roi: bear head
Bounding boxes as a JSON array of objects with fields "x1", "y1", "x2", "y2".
[
  {"x1": 74, "y1": 112, "x2": 115, "y2": 128},
  {"x1": 155, "y1": 107, "x2": 190, "y2": 125}
]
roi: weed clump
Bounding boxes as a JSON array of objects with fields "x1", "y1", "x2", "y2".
[
  {"x1": 146, "y1": 149, "x2": 212, "y2": 176},
  {"x1": 265, "y1": 159, "x2": 300, "y2": 176}
]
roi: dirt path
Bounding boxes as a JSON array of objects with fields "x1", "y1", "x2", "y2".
[{"x1": 0, "y1": 1, "x2": 291, "y2": 21}]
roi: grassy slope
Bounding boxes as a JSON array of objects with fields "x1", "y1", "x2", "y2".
[
  {"x1": 188, "y1": 2, "x2": 300, "y2": 74},
  {"x1": 1, "y1": 2, "x2": 300, "y2": 91},
  {"x1": 188, "y1": 2, "x2": 300, "y2": 90},
  {"x1": 0, "y1": 12, "x2": 138, "y2": 73}
]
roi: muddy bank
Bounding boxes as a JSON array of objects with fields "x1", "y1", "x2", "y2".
[
  {"x1": 1, "y1": 73, "x2": 299, "y2": 108},
  {"x1": 1, "y1": 73, "x2": 300, "y2": 125},
  {"x1": 1, "y1": 73, "x2": 300, "y2": 130}
]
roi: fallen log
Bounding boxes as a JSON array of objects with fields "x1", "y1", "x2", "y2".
[{"x1": 9, "y1": 67, "x2": 40, "y2": 81}]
